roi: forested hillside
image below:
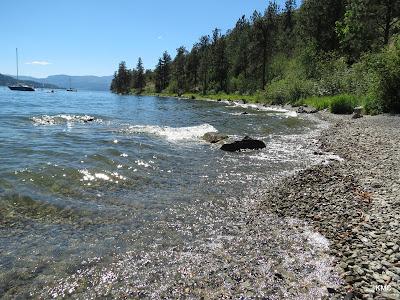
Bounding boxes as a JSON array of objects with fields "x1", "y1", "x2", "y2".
[{"x1": 111, "y1": 0, "x2": 400, "y2": 114}]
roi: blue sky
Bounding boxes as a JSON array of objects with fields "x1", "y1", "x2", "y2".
[{"x1": 0, "y1": 0, "x2": 289, "y2": 78}]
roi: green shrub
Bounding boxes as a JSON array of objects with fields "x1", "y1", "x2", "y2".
[
  {"x1": 315, "y1": 56, "x2": 350, "y2": 96},
  {"x1": 302, "y1": 96, "x2": 332, "y2": 110},
  {"x1": 302, "y1": 94, "x2": 359, "y2": 114},
  {"x1": 265, "y1": 77, "x2": 315, "y2": 105},
  {"x1": 329, "y1": 94, "x2": 357, "y2": 114},
  {"x1": 363, "y1": 94, "x2": 383, "y2": 115},
  {"x1": 373, "y1": 36, "x2": 400, "y2": 113}
]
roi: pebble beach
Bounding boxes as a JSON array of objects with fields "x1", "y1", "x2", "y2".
[{"x1": 262, "y1": 112, "x2": 400, "y2": 299}]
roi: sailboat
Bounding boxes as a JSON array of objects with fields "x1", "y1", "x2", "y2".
[
  {"x1": 66, "y1": 78, "x2": 77, "y2": 92},
  {"x1": 8, "y1": 48, "x2": 35, "y2": 92}
]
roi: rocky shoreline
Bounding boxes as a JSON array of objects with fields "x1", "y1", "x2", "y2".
[{"x1": 261, "y1": 113, "x2": 400, "y2": 299}]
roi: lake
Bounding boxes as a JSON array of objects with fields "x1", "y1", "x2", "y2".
[{"x1": 0, "y1": 87, "x2": 339, "y2": 298}]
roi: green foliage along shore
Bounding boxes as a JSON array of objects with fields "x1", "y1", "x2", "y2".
[{"x1": 111, "y1": 0, "x2": 400, "y2": 114}]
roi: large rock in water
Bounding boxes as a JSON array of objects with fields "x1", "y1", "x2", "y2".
[
  {"x1": 220, "y1": 136, "x2": 266, "y2": 152},
  {"x1": 202, "y1": 132, "x2": 228, "y2": 144}
]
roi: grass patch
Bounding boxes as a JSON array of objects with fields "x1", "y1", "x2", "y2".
[{"x1": 300, "y1": 94, "x2": 360, "y2": 114}]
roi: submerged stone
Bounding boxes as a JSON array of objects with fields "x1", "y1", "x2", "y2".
[{"x1": 202, "y1": 132, "x2": 228, "y2": 144}]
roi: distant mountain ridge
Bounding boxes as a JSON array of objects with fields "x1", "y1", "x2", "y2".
[
  {"x1": 0, "y1": 73, "x2": 59, "y2": 89},
  {"x1": 16, "y1": 75, "x2": 113, "y2": 91}
]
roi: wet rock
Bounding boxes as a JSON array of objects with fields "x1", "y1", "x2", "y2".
[
  {"x1": 327, "y1": 287, "x2": 337, "y2": 294},
  {"x1": 352, "y1": 107, "x2": 363, "y2": 119},
  {"x1": 242, "y1": 112, "x2": 249, "y2": 115},
  {"x1": 220, "y1": 136, "x2": 266, "y2": 152},
  {"x1": 83, "y1": 117, "x2": 95, "y2": 123},
  {"x1": 202, "y1": 132, "x2": 228, "y2": 144},
  {"x1": 297, "y1": 106, "x2": 318, "y2": 114}
]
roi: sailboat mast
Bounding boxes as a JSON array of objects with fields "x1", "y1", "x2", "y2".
[{"x1": 16, "y1": 48, "x2": 19, "y2": 81}]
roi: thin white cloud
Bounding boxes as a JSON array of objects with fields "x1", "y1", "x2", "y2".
[
  {"x1": 26, "y1": 61, "x2": 52, "y2": 65},
  {"x1": 157, "y1": 36, "x2": 163, "y2": 40}
]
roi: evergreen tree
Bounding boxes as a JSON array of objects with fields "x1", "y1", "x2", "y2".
[
  {"x1": 210, "y1": 29, "x2": 229, "y2": 92},
  {"x1": 280, "y1": 0, "x2": 297, "y2": 55},
  {"x1": 153, "y1": 52, "x2": 172, "y2": 92},
  {"x1": 161, "y1": 51, "x2": 172, "y2": 90},
  {"x1": 110, "y1": 71, "x2": 117, "y2": 92},
  {"x1": 172, "y1": 46, "x2": 187, "y2": 94},
  {"x1": 154, "y1": 58, "x2": 164, "y2": 93},
  {"x1": 337, "y1": 0, "x2": 400, "y2": 60},
  {"x1": 299, "y1": 0, "x2": 346, "y2": 52},
  {"x1": 198, "y1": 35, "x2": 211, "y2": 94},
  {"x1": 252, "y1": 2, "x2": 279, "y2": 90},
  {"x1": 134, "y1": 57, "x2": 145, "y2": 93},
  {"x1": 228, "y1": 16, "x2": 251, "y2": 78},
  {"x1": 186, "y1": 46, "x2": 200, "y2": 91},
  {"x1": 111, "y1": 61, "x2": 131, "y2": 94},
  {"x1": 284, "y1": 0, "x2": 296, "y2": 32}
]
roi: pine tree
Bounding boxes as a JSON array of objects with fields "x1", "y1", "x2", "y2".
[
  {"x1": 210, "y1": 29, "x2": 229, "y2": 92},
  {"x1": 161, "y1": 51, "x2": 172, "y2": 90},
  {"x1": 252, "y1": 2, "x2": 279, "y2": 90},
  {"x1": 134, "y1": 57, "x2": 145, "y2": 93},
  {"x1": 154, "y1": 58, "x2": 164, "y2": 93},
  {"x1": 186, "y1": 46, "x2": 200, "y2": 91},
  {"x1": 299, "y1": 0, "x2": 346, "y2": 52},
  {"x1": 153, "y1": 52, "x2": 172, "y2": 93},
  {"x1": 198, "y1": 35, "x2": 211, "y2": 94},
  {"x1": 284, "y1": 0, "x2": 296, "y2": 32},
  {"x1": 111, "y1": 61, "x2": 131, "y2": 94},
  {"x1": 337, "y1": 0, "x2": 400, "y2": 60},
  {"x1": 172, "y1": 46, "x2": 187, "y2": 94},
  {"x1": 110, "y1": 71, "x2": 117, "y2": 92}
]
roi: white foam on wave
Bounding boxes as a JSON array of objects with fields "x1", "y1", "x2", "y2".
[
  {"x1": 32, "y1": 114, "x2": 101, "y2": 125},
  {"x1": 227, "y1": 102, "x2": 298, "y2": 118},
  {"x1": 121, "y1": 124, "x2": 218, "y2": 142}
]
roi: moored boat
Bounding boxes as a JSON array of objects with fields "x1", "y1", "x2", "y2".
[
  {"x1": 8, "y1": 48, "x2": 35, "y2": 92},
  {"x1": 8, "y1": 84, "x2": 35, "y2": 91}
]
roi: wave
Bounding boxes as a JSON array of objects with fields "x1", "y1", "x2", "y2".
[
  {"x1": 227, "y1": 102, "x2": 298, "y2": 118},
  {"x1": 31, "y1": 114, "x2": 102, "y2": 125},
  {"x1": 120, "y1": 124, "x2": 218, "y2": 142}
]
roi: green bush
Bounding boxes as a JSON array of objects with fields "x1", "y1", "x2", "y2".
[
  {"x1": 302, "y1": 96, "x2": 332, "y2": 110},
  {"x1": 315, "y1": 56, "x2": 350, "y2": 96},
  {"x1": 301, "y1": 94, "x2": 359, "y2": 114},
  {"x1": 352, "y1": 35, "x2": 400, "y2": 114},
  {"x1": 265, "y1": 77, "x2": 315, "y2": 105},
  {"x1": 329, "y1": 94, "x2": 358, "y2": 114},
  {"x1": 373, "y1": 36, "x2": 400, "y2": 113},
  {"x1": 363, "y1": 94, "x2": 383, "y2": 115}
]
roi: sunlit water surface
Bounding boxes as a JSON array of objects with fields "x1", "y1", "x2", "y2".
[{"x1": 0, "y1": 87, "x2": 340, "y2": 298}]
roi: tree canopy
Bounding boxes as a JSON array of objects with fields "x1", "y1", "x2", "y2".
[{"x1": 111, "y1": 0, "x2": 400, "y2": 113}]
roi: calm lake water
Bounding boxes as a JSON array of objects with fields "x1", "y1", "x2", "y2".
[{"x1": 0, "y1": 87, "x2": 339, "y2": 298}]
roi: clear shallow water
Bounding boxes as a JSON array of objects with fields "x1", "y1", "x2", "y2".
[{"x1": 0, "y1": 87, "x2": 340, "y2": 298}]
